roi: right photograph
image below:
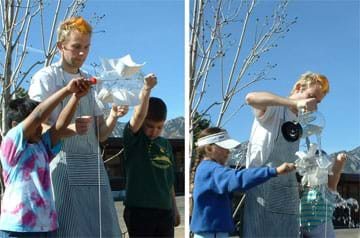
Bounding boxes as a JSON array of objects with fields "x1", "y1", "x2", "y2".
[{"x1": 188, "y1": 1, "x2": 360, "y2": 238}]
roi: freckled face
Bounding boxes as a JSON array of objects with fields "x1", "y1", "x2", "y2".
[{"x1": 59, "y1": 31, "x2": 91, "y2": 69}]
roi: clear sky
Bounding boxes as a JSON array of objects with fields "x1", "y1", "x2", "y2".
[
  {"x1": 197, "y1": 0, "x2": 360, "y2": 154},
  {"x1": 21, "y1": 0, "x2": 184, "y2": 121},
  {"x1": 3, "y1": 0, "x2": 359, "y2": 154},
  {"x1": 83, "y1": 0, "x2": 185, "y2": 120}
]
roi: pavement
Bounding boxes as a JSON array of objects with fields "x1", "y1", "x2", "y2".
[
  {"x1": 114, "y1": 196, "x2": 359, "y2": 238},
  {"x1": 228, "y1": 229, "x2": 360, "y2": 238},
  {"x1": 114, "y1": 196, "x2": 185, "y2": 238},
  {"x1": 335, "y1": 228, "x2": 360, "y2": 237}
]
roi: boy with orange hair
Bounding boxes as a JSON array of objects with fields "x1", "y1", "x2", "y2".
[
  {"x1": 242, "y1": 72, "x2": 329, "y2": 237},
  {"x1": 29, "y1": 17, "x2": 128, "y2": 237}
]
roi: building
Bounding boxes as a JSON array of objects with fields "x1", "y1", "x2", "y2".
[
  {"x1": 333, "y1": 173, "x2": 360, "y2": 229},
  {"x1": 101, "y1": 137, "x2": 185, "y2": 196}
]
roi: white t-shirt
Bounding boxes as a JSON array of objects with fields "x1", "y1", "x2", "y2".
[
  {"x1": 246, "y1": 106, "x2": 297, "y2": 168},
  {"x1": 29, "y1": 62, "x2": 103, "y2": 125}
]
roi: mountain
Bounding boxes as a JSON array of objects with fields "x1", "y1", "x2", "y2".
[
  {"x1": 229, "y1": 142, "x2": 360, "y2": 174},
  {"x1": 227, "y1": 141, "x2": 248, "y2": 168},
  {"x1": 111, "y1": 121, "x2": 126, "y2": 138},
  {"x1": 111, "y1": 116, "x2": 184, "y2": 139},
  {"x1": 162, "y1": 116, "x2": 185, "y2": 139}
]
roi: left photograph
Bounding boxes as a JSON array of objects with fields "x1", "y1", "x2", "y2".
[{"x1": 0, "y1": 1, "x2": 184, "y2": 238}]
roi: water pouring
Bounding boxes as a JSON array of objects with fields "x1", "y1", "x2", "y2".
[{"x1": 295, "y1": 144, "x2": 333, "y2": 187}]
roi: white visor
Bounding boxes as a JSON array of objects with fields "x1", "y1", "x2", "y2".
[{"x1": 196, "y1": 131, "x2": 240, "y2": 149}]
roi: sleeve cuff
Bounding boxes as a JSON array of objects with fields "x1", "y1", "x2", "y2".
[
  {"x1": 51, "y1": 139, "x2": 63, "y2": 155},
  {"x1": 269, "y1": 167, "x2": 278, "y2": 177}
]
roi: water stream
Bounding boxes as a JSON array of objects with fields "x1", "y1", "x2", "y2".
[{"x1": 296, "y1": 133, "x2": 359, "y2": 233}]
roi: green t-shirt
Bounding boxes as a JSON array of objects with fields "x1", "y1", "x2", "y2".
[{"x1": 123, "y1": 122, "x2": 175, "y2": 210}]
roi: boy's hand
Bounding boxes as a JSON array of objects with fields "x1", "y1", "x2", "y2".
[
  {"x1": 144, "y1": 73, "x2": 157, "y2": 90},
  {"x1": 67, "y1": 77, "x2": 90, "y2": 97},
  {"x1": 276, "y1": 162, "x2": 296, "y2": 175},
  {"x1": 110, "y1": 105, "x2": 129, "y2": 119}
]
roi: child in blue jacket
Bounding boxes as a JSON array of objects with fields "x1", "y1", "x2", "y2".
[{"x1": 190, "y1": 127, "x2": 296, "y2": 238}]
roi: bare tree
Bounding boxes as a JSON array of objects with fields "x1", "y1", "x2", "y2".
[
  {"x1": 0, "y1": 0, "x2": 87, "y2": 206},
  {"x1": 0, "y1": 0, "x2": 86, "y2": 134},
  {"x1": 189, "y1": 0, "x2": 296, "y2": 146},
  {"x1": 189, "y1": 0, "x2": 297, "y2": 232}
]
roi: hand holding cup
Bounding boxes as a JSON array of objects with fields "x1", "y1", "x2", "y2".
[{"x1": 75, "y1": 115, "x2": 92, "y2": 135}]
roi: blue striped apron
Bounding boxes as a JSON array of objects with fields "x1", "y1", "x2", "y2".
[
  {"x1": 49, "y1": 68, "x2": 122, "y2": 238},
  {"x1": 243, "y1": 107, "x2": 300, "y2": 237}
]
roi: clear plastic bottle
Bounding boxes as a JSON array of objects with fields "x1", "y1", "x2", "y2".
[
  {"x1": 93, "y1": 55, "x2": 145, "y2": 106},
  {"x1": 93, "y1": 71, "x2": 144, "y2": 107}
]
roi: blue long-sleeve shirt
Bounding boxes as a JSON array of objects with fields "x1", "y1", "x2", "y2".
[{"x1": 190, "y1": 160, "x2": 277, "y2": 233}]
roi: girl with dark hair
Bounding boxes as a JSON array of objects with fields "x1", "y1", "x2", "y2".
[{"x1": 0, "y1": 78, "x2": 89, "y2": 237}]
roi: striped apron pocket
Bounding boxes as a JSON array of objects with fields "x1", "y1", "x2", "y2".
[
  {"x1": 265, "y1": 177, "x2": 299, "y2": 215},
  {"x1": 64, "y1": 153, "x2": 107, "y2": 186}
]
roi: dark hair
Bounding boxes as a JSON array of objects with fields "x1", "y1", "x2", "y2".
[
  {"x1": 7, "y1": 97, "x2": 39, "y2": 129},
  {"x1": 146, "y1": 97, "x2": 167, "y2": 122}
]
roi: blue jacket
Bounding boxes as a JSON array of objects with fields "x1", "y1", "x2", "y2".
[{"x1": 190, "y1": 160, "x2": 277, "y2": 233}]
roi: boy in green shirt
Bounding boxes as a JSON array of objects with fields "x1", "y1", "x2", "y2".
[{"x1": 123, "y1": 73, "x2": 181, "y2": 237}]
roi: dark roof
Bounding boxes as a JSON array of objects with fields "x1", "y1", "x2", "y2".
[{"x1": 101, "y1": 137, "x2": 184, "y2": 149}]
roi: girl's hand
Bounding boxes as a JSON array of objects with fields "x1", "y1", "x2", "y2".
[
  {"x1": 276, "y1": 162, "x2": 296, "y2": 175},
  {"x1": 67, "y1": 77, "x2": 90, "y2": 97}
]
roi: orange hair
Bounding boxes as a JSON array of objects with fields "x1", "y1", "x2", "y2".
[
  {"x1": 291, "y1": 72, "x2": 329, "y2": 95},
  {"x1": 57, "y1": 16, "x2": 92, "y2": 42}
]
